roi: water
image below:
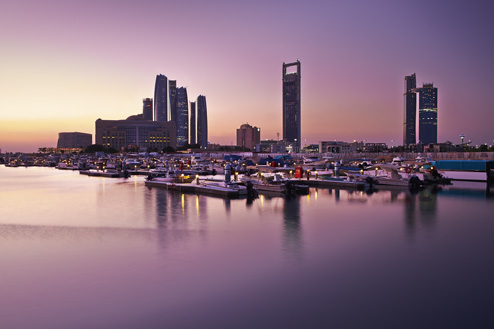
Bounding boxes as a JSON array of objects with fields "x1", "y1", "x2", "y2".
[{"x1": 1, "y1": 166, "x2": 493, "y2": 329}]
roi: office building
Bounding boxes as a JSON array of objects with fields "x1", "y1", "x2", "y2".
[
  {"x1": 237, "y1": 123, "x2": 260, "y2": 151},
  {"x1": 403, "y1": 73, "x2": 417, "y2": 146},
  {"x1": 142, "y1": 98, "x2": 153, "y2": 121},
  {"x1": 282, "y1": 60, "x2": 301, "y2": 149},
  {"x1": 154, "y1": 74, "x2": 168, "y2": 122},
  {"x1": 189, "y1": 101, "x2": 196, "y2": 145},
  {"x1": 169, "y1": 80, "x2": 177, "y2": 122},
  {"x1": 95, "y1": 117, "x2": 176, "y2": 151},
  {"x1": 197, "y1": 95, "x2": 208, "y2": 149},
  {"x1": 418, "y1": 83, "x2": 438, "y2": 145},
  {"x1": 176, "y1": 87, "x2": 189, "y2": 147},
  {"x1": 57, "y1": 132, "x2": 92, "y2": 149}
]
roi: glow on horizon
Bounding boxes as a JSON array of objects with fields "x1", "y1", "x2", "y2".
[{"x1": 1, "y1": 0, "x2": 493, "y2": 152}]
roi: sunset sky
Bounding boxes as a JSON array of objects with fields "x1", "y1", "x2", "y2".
[{"x1": 1, "y1": 0, "x2": 493, "y2": 152}]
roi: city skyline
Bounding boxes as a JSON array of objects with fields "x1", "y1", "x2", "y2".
[{"x1": 1, "y1": 0, "x2": 493, "y2": 152}]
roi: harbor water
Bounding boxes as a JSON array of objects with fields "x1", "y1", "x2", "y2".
[{"x1": 1, "y1": 166, "x2": 493, "y2": 329}]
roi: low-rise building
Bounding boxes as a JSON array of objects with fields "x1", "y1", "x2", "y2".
[
  {"x1": 95, "y1": 117, "x2": 176, "y2": 151},
  {"x1": 57, "y1": 132, "x2": 92, "y2": 149}
]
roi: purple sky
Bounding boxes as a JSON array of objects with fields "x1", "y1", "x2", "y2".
[{"x1": 1, "y1": 0, "x2": 493, "y2": 152}]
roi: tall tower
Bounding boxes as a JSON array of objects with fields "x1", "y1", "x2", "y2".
[
  {"x1": 176, "y1": 87, "x2": 189, "y2": 147},
  {"x1": 282, "y1": 60, "x2": 301, "y2": 149},
  {"x1": 169, "y1": 80, "x2": 177, "y2": 122},
  {"x1": 197, "y1": 95, "x2": 208, "y2": 149},
  {"x1": 154, "y1": 74, "x2": 168, "y2": 122},
  {"x1": 142, "y1": 98, "x2": 153, "y2": 121},
  {"x1": 418, "y1": 83, "x2": 438, "y2": 145},
  {"x1": 189, "y1": 101, "x2": 196, "y2": 145},
  {"x1": 403, "y1": 73, "x2": 417, "y2": 146}
]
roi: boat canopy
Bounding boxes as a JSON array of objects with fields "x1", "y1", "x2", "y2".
[{"x1": 431, "y1": 160, "x2": 494, "y2": 171}]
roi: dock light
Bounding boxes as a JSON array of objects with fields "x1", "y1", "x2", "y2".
[
  {"x1": 375, "y1": 167, "x2": 378, "y2": 176},
  {"x1": 360, "y1": 169, "x2": 364, "y2": 174},
  {"x1": 196, "y1": 175, "x2": 199, "y2": 185},
  {"x1": 315, "y1": 171, "x2": 318, "y2": 179}
]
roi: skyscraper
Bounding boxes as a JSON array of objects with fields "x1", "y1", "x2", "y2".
[
  {"x1": 176, "y1": 87, "x2": 189, "y2": 147},
  {"x1": 197, "y1": 95, "x2": 208, "y2": 149},
  {"x1": 154, "y1": 74, "x2": 168, "y2": 122},
  {"x1": 169, "y1": 80, "x2": 177, "y2": 123},
  {"x1": 418, "y1": 83, "x2": 438, "y2": 145},
  {"x1": 189, "y1": 101, "x2": 196, "y2": 145},
  {"x1": 282, "y1": 60, "x2": 301, "y2": 149},
  {"x1": 403, "y1": 73, "x2": 417, "y2": 146},
  {"x1": 142, "y1": 98, "x2": 153, "y2": 121}
]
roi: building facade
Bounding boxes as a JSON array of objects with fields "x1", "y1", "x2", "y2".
[
  {"x1": 189, "y1": 101, "x2": 196, "y2": 145},
  {"x1": 154, "y1": 74, "x2": 168, "y2": 122},
  {"x1": 176, "y1": 87, "x2": 189, "y2": 147},
  {"x1": 142, "y1": 98, "x2": 153, "y2": 121},
  {"x1": 236, "y1": 123, "x2": 260, "y2": 150},
  {"x1": 282, "y1": 60, "x2": 301, "y2": 149},
  {"x1": 95, "y1": 118, "x2": 176, "y2": 151},
  {"x1": 169, "y1": 80, "x2": 177, "y2": 123},
  {"x1": 197, "y1": 95, "x2": 208, "y2": 149},
  {"x1": 57, "y1": 132, "x2": 92, "y2": 149},
  {"x1": 319, "y1": 141, "x2": 355, "y2": 153},
  {"x1": 403, "y1": 73, "x2": 417, "y2": 146},
  {"x1": 418, "y1": 83, "x2": 438, "y2": 145}
]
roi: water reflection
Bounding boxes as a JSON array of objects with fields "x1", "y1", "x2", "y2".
[
  {"x1": 283, "y1": 196, "x2": 303, "y2": 262},
  {"x1": 404, "y1": 187, "x2": 438, "y2": 238}
]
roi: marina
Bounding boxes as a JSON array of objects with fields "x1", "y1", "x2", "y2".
[{"x1": 1, "y1": 165, "x2": 493, "y2": 329}]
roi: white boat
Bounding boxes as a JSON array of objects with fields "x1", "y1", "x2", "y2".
[{"x1": 200, "y1": 181, "x2": 249, "y2": 196}]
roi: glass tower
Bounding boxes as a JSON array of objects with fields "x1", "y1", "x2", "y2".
[
  {"x1": 169, "y1": 80, "x2": 177, "y2": 123},
  {"x1": 189, "y1": 101, "x2": 196, "y2": 145},
  {"x1": 142, "y1": 98, "x2": 153, "y2": 121},
  {"x1": 403, "y1": 73, "x2": 417, "y2": 146},
  {"x1": 154, "y1": 74, "x2": 168, "y2": 122},
  {"x1": 176, "y1": 87, "x2": 189, "y2": 147},
  {"x1": 418, "y1": 83, "x2": 438, "y2": 145},
  {"x1": 197, "y1": 95, "x2": 208, "y2": 149},
  {"x1": 282, "y1": 60, "x2": 301, "y2": 149}
]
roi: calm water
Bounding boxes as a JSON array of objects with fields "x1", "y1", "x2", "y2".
[{"x1": 1, "y1": 166, "x2": 493, "y2": 329}]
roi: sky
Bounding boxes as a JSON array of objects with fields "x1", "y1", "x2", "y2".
[{"x1": 1, "y1": 0, "x2": 493, "y2": 152}]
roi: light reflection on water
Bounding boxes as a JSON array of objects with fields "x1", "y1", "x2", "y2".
[{"x1": 1, "y1": 166, "x2": 493, "y2": 329}]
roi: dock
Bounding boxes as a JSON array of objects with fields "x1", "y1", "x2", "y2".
[
  {"x1": 79, "y1": 170, "x2": 128, "y2": 178},
  {"x1": 145, "y1": 180, "x2": 244, "y2": 198},
  {"x1": 290, "y1": 178, "x2": 365, "y2": 189}
]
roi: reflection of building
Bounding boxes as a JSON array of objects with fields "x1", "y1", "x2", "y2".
[
  {"x1": 403, "y1": 73, "x2": 417, "y2": 146},
  {"x1": 176, "y1": 87, "x2": 189, "y2": 147},
  {"x1": 142, "y1": 98, "x2": 153, "y2": 121},
  {"x1": 418, "y1": 83, "x2": 438, "y2": 145},
  {"x1": 57, "y1": 132, "x2": 92, "y2": 148},
  {"x1": 95, "y1": 118, "x2": 176, "y2": 150},
  {"x1": 282, "y1": 60, "x2": 301, "y2": 149},
  {"x1": 283, "y1": 197, "x2": 302, "y2": 261},
  {"x1": 197, "y1": 95, "x2": 208, "y2": 149},
  {"x1": 237, "y1": 123, "x2": 260, "y2": 150},
  {"x1": 154, "y1": 74, "x2": 168, "y2": 122},
  {"x1": 189, "y1": 101, "x2": 196, "y2": 145}
]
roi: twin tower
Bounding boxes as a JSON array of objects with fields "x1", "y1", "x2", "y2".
[
  {"x1": 403, "y1": 73, "x2": 438, "y2": 146},
  {"x1": 154, "y1": 74, "x2": 208, "y2": 148}
]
